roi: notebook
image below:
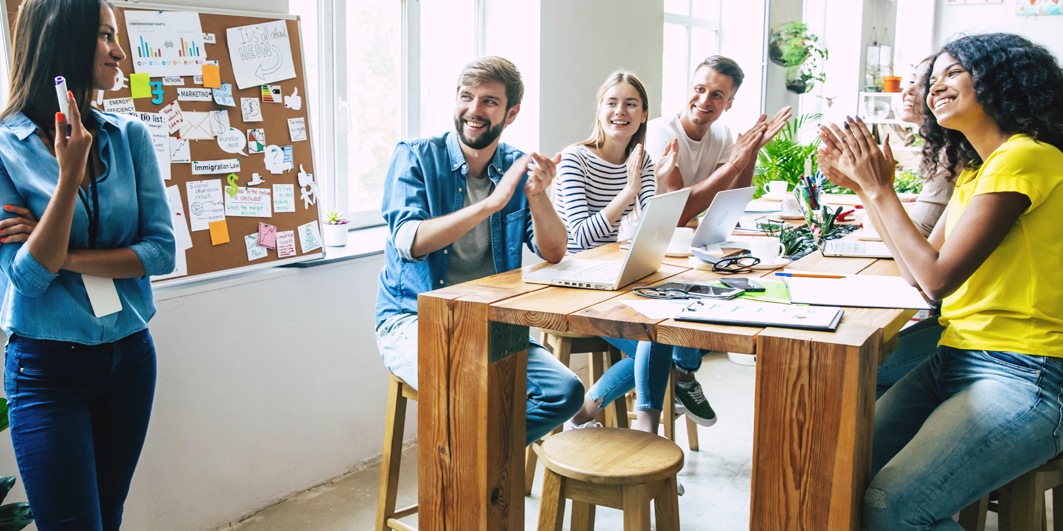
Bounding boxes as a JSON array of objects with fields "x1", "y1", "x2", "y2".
[
  {"x1": 675, "y1": 299, "x2": 844, "y2": 331},
  {"x1": 785, "y1": 275, "x2": 931, "y2": 310}
]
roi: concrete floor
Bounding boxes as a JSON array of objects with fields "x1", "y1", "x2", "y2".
[{"x1": 222, "y1": 352, "x2": 1023, "y2": 531}]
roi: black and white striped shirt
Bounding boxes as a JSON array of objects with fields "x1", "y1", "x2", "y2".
[{"x1": 553, "y1": 145, "x2": 656, "y2": 253}]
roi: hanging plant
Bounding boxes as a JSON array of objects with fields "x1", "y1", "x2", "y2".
[
  {"x1": 785, "y1": 63, "x2": 826, "y2": 94},
  {"x1": 769, "y1": 22, "x2": 828, "y2": 67}
]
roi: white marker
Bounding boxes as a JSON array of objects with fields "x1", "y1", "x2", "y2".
[{"x1": 55, "y1": 76, "x2": 70, "y2": 136}]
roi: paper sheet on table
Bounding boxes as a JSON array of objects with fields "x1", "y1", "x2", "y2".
[
  {"x1": 620, "y1": 299, "x2": 692, "y2": 320},
  {"x1": 744, "y1": 202, "x2": 783, "y2": 213},
  {"x1": 786, "y1": 275, "x2": 931, "y2": 310}
]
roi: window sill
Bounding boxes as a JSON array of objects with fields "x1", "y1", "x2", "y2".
[{"x1": 288, "y1": 224, "x2": 388, "y2": 267}]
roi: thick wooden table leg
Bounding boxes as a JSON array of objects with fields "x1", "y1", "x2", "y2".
[
  {"x1": 750, "y1": 326, "x2": 881, "y2": 531},
  {"x1": 419, "y1": 291, "x2": 529, "y2": 531}
]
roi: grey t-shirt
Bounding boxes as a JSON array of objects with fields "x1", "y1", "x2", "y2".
[{"x1": 447, "y1": 175, "x2": 496, "y2": 286}]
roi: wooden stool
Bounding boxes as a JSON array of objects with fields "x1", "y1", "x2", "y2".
[
  {"x1": 958, "y1": 455, "x2": 1063, "y2": 531},
  {"x1": 536, "y1": 428, "x2": 684, "y2": 531},
  {"x1": 375, "y1": 373, "x2": 418, "y2": 531},
  {"x1": 526, "y1": 330, "x2": 628, "y2": 496}
]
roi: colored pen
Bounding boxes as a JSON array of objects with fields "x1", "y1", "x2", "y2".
[
  {"x1": 775, "y1": 272, "x2": 847, "y2": 279},
  {"x1": 55, "y1": 76, "x2": 71, "y2": 137}
]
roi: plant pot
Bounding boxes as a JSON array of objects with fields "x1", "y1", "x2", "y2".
[
  {"x1": 883, "y1": 76, "x2": 902, "y2": 93},
  {"x1": 769, "y1": 34, "x2": 810, "y2": 67},
  {"x1": 784, "y1": 65, "x2": 815, "y2": 94},
  {"x1": 323, "y1": 222, "x2": 349, "y2": 247}
]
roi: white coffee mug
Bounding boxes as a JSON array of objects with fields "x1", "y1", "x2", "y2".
[
  {"x1": 767, "y1": 180, "x2": 789, "y2": 196},
  {"x1": 667, "y1": 227, "x2": 695, "y2": 254},
  {"x1": 861, "y1": 212, "x2": 879, "y2": 237},
  {"x1": 751, "y1": 237, "x2": 786, "y2": 264},
  {"x1": 781, "y1": 196, "x2": 802, "y2": 216}
]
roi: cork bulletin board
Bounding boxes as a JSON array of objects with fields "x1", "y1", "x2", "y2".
[{"x1": 2, "y1": 2, "x2": 324, "y2": 287}]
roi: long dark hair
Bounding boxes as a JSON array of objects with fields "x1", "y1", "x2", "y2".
[
  {"x1": 920, "y1": 33, "x2": 1063, "y2": 181},
  {"x1": 1, "y1": 0, "x2": 113, "y2": 131}
]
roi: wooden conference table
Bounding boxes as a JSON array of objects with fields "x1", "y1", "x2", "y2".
[{"x1": 416, "y1": 212, "x2": 915, "y2": 531}]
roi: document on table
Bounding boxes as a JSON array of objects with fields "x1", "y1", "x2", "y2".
[
  {"x1": 676, "y1": 299, "x2": 843, "y2": 331},
  {"x1": 621, "y1": 299, "x2": 692, "y2": 319},
  {"x1": 785, "y1": 275, "x2": 931, "y2": 310}
]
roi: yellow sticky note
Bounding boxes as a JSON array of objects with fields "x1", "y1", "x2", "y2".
[
  {"x1": 209, "y1": 220, "x2": 230, "y2": 245},
  {"x1": 202, "y1": 64, "x2": 221, "y2": 89},
  {"x1": 130, "y1": 73, "x2": 151, "y2": 99}
]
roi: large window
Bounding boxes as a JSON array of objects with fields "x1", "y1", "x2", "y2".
[
  {"x1": 290, "y1": 0, "x2": 481, "y2": 228},
  {"x1": 662, "y1": 0, "x2": 721, "y2": 117}
]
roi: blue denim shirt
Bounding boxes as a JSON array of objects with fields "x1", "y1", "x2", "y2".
[
  {"x1": 375, "y1": 131, "x2": 538, "y2": 327},
  {"x1": 0, "y1": 110, "x2": 176, "y2": 344}
]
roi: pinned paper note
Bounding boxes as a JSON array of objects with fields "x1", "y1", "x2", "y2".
[
  {"x1": 163, "y1": 76, "x2": 185, "y2": 86},
  {"x1": 261, "y1": 85, "x2": 280, "y2": 103},
  {"x1": 217, "y1": 128, "x2": 247, "y2": 155},
  {"x1": 130, "y1": 73, "x2": 151, "y2": 99},
  {"x1": 287, "y1": 117, "x2": 307, "y2": 142},
  {"x1": 273, "y1": 184, "x2": 295, "y2": 212},
  {"x1": 213, "y1": 83, "x2": 235, "y2": 106},
  {"x1": 138, "y1": 112, "x2": 168, "y2": 129},
  {"x1": 297, "y1": 164, "x2": 316, "y2": 209},
  {"x1": 247, "y1": 129, "x2": 265, "y2": 154},
  {"x1": 161, "y1": 101, "x2": 185, "y2": 134},
  {"x1": 257, "y1": 222, "x2": 277, "y2": 249},
  {"x1": 248, "y1": 173, "x2": 266, "y2": 186},
  {"x1": 209, "y1": 219, "x2": 230, "y2": 245},
  {"x1": 282, "y1": 145, "x2": 293, "y2": 163},
  {"x1": 192, "y1": 159, "x2": 241, "y2": 175},
  {"x1": 209, "y1": 110, "x2": 230, "y2": 137},
  {"x1": 276, "y1": 230, "x2": 296, "y2": 257},
  {"x1": 240, "y1": 98, "x2": 263, "y2": 122},
  {"x1": 186, "y1": 179, "x2": 225, "y2": 231},
  {"x1": 203, "y1": 32, "x2": 216, "y2": 44},
  {"x1": 284, "y1": 87, "x2": 302, "y2": 110},
  {"x1": 165, "y1": 185, "x2": 193, "y2": 252},
  {"x1": 245, "y1": 233, "x2": 269, "y2": 261},
  {"x1": 178, "y1": 111, "x2": 214, "y2": 140},
  {"x1": 104, "y1": 98, "x2": 136, "y2": 115},
  {"x1": 263, "y1": 145, "x2": 291, "y2": 174},
  {"x1": 146, "y1": 122, "x2": 171, "y2": 181},
  {"x1": 225, "y1": 187, "x2": 272, "y2": 217},
  {"x1": 177, "y1": 88, "x2": 213, "y2": 101},
  {"x1": 124, "y1": 11, "x2": 207, "y2": 76},
  {"x1": 297, "y1": 220, "x2": 323, "y2": 254},
  {"x1": 226, "y1": 20, "x2": 297, "y2": 89},
  {"x1": 169, "y1": 138, "x2": 191, "y2": 163},
  {"x1": 194, "y1": 75, "x2": 203, "y2": 84},
  {"x1": 202, "y1": 64, "x2": 221, "y2": 88}
]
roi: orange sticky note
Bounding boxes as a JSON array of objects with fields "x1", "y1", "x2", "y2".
[
  {"x1": 209, "y1": 220, "x2": 229, "y2": 245},
  {"x1": 202, "y1": 64, "x2": 221, "y2": 89}
]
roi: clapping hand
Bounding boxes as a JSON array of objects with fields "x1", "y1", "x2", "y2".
[
  {"x1": 625, "y1": 143, "x2": 645, "y2": 192},
  {"x1": 655, "y1": 138, "x2": 678, "y2": 184},
  {"x1": 756, "y1": 106, "x2": 793, "y2": 150},
  {"x1": 818, "y1": 117, "x2": 896, "y2": 196},
  {"x1": 525, "y1": 152, "x2": 561, "y2": 198}
]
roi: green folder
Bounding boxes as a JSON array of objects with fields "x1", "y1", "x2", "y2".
[{"x1": 711, "y1": 280, "x2": 793, "y2": 305}]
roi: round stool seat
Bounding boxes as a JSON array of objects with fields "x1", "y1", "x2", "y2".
[{"x1": 539, "y1": 428, "x2": 684, "y2": 485}]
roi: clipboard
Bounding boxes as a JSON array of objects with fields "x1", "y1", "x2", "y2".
[{"x1": 675, "y1": 299, "x2": 844, "y2": 332}]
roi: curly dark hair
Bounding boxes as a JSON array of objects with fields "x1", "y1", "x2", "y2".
[{"x1": 919, "y1": 33, "x2": 1063, "y2": 181}]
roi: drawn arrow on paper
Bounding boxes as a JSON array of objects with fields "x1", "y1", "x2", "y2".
[{"x1": 254, "y1": 46, "x2": 284, "y2": 80}]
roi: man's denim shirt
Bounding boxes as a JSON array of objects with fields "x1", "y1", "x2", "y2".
[{"x1": 375, "y1": 131, "x2": 539, "y2": 328}]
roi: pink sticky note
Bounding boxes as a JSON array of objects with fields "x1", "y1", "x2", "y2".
[{"x1": 257, "y1": 222, "x2": 277, "y2": 249}]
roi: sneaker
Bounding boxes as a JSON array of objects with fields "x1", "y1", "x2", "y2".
[
  {"x1": 674, "y1": 395, "x2": 687, "y2": 416},
  {"x1": 674, "y1": 379, "x2": 717, "y2": 427},
  {"x1": 677, "y1": 480, "x2": 685, "y2": 496},
  {"x1": 564, "y1": 419, "x2": 603, "y2": 431}
]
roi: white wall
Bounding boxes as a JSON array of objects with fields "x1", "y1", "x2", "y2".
[
  {"x1": 486, "y1": 0, "x2": 541, "y2": 154},
  {"x1": 539, "y1": 0, "x2": 665, "y2": 156},
  {"x1": 0, "y1": 255, "x2": 405, "y2": 531},
  {"x1": 934, "y1": 0, "x2": 1063, "y2": 59},
  {"x1": 718, "y1": 0, "x2": 768, "y2": 132}
]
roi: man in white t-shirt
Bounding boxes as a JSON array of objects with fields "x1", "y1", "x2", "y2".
[
  {"x1": 646, "y1": 56, "x2": 791, "y2": 227},
  {"x1": 644, "y1": 56, "x2": 791, "y2": 428}
]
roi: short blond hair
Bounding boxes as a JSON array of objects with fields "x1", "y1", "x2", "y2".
[{"x1": 456, "y1": 56, "x2": 524, "y2": 111}]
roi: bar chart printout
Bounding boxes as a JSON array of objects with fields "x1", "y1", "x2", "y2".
[{"x1": 124, "y1": 11, "x2": 208, "y2": 77}]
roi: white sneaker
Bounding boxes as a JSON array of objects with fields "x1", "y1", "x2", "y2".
[{"x1": 564, "y1": 419, "x2": 603, "y2": 431}]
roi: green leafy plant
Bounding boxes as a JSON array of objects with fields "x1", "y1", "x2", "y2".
[
  {"x1": 0, "y1": 399, "x2": 33, "y2": 531},
  {"x1": 768, "y1": 22, "x2": 829, "y2": 93},
  {"x1": 892, "y1": 168, "x2": 924, "y2": 194},
  {"x1": 325, "y1": 211, "x2": 349, "y2": 225},
  {"x1": 806, "y1": 205, "x2": 845, "y2": 244},
  {"x1": 759, "y1": 222, "x2": 814, "y2": 257},
  {"x1": 752, "y1": 113, "x2": 822, "y2": 198}
]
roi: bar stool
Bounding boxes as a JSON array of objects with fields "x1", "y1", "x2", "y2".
[
  {"x1": 535, "y1": 428, "x2": 684, "y2": 531},
  {"x1": 375, "y1": 373, "x2": 418, "y2": 531},
  {"x1": 958, "y1": 454, "x2": 1063, "y2": 531}
]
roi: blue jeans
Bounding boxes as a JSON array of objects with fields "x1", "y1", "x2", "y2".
[
  {"x1": 672, "y1": 346, "x2": 706, "y2": 374},
  {"x1": 375, "y1": 313, "x2": 584, "y2": 445},
  {"x1": 876, "y1": 318, "x2": 946, "y2": 399},
  {"x1": 4, "y1": 329, "x2": 157, "y2": 531},
  {"x1": 585, "y1": 339, "x2": 673, "y2": 412},
  {"x1": 865, "y1": 346, "x2": 1063, "y2": 531}
]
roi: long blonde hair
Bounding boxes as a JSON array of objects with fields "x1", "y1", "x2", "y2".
[{"x1": 577, "y1": 70, "x2": 650, "y2": 159}]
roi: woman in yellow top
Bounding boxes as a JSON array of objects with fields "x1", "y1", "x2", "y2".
[{"x1": 817, "y1": 33, "x2": 1063, "y2": 531}]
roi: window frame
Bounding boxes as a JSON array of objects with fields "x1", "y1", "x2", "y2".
[
  {"x1": 310, "y1": 0, "x2": 486, "y2": 230},
  {"x1": 664, "y1": 0, "x2": 722, "y2": 104}
]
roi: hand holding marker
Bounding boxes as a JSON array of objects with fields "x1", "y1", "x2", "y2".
[{"x1": 55, "y1": 76, "x2": 71, "y2": 137}]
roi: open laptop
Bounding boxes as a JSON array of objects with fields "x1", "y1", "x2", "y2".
[
  {"x1": 689, "y1": 186, "x2": 756, "y2": 263},
  {"x1": 522, "y1": 188, "x2": 691, "y2": 290},
  {"x1": 820, "y1": 239, "x2": 893, "y2": 259}
]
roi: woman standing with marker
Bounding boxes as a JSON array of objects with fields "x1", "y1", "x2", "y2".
[{"x1": 0, "y1": 1, "x2": 175, "y2": 529}]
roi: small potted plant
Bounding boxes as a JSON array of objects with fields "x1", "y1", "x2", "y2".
[{"x1": 323, "y1": 210, "x2": 350, "y2": 247}]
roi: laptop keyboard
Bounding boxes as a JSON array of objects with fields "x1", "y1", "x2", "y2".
[
  {"x1": 568, "y1": 262, "x2": 623, "y2": 282},
  {"x1": 830, "y1": 241, "x2": 865, "y2": 254}
]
